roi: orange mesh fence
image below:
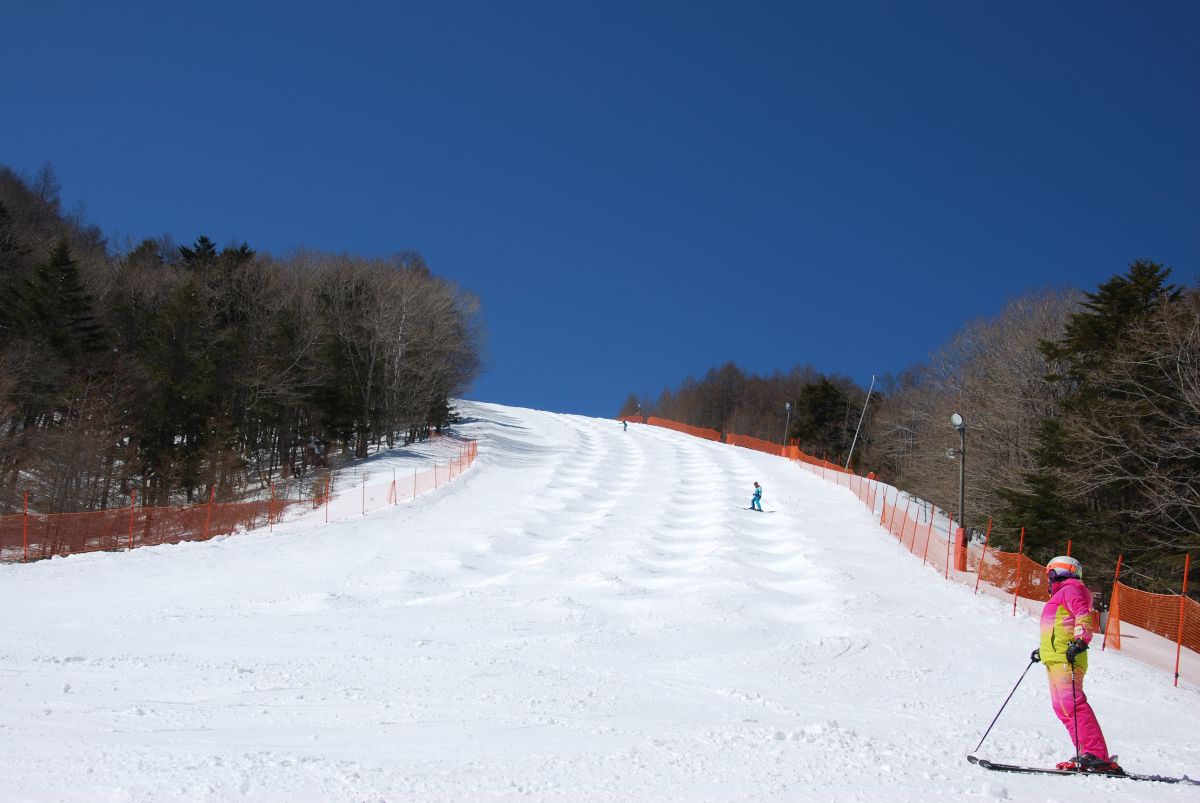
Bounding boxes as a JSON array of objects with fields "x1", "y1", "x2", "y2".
[
  {"x1": 876, "y1": 494, "x2": 957, "y2": 579},
  {"x1": 4, "y1": 438, "x2": 477, "y2": 561},
  {"x1": 974, "y1": 550, "x2": 1051, "y2": 602},
  {"x1": 1188, "y1": 597, "x2": 1200, "y2": 684},
  {"x1": 781, "y1": 443, "x2": 856, "y2": 477},
  {"x1": 726, "y1": 433, "x2": 787, "y2": 456},
  {"x1": 1108, "y1": 583, "x2": 1183, "y2": 647},
  {"x1": 0, "y1": 499, "x2": 287, "y2": 562},
  {"x1": 644, "y1": 417, "x2": 722, "y2": 441},
  {"x1": 314, "y1": 439, "x2": 477, "y2": 524},
  {"x1": 1105, "y1": 582, "x2": 1199, "y2": 684}
]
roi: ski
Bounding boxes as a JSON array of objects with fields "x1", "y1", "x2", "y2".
[{"x1": 967, "y1": 755, "x2": 1200, "y2": 785}]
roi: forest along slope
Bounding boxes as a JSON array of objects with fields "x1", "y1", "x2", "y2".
[{"x1": 0, "y1": 401, "x2": 1197, "y2": 802}]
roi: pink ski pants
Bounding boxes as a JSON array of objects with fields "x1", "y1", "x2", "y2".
[{"x1": 1046, "y1": 664, "x2": 1110, "y2": 761}]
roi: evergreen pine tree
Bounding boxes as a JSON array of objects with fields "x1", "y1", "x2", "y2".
[
  {"x1": 20, "y1": 239, "x2": 107, "y2": 357},
  {"x1": 178, "y1": 235, "x2": 218, "y2": 268},
  {"x1": 1043, "y1": 260, "x2": 1180, "y2": 387},
  {"x1": 997, "y1": 261, "x2": 1181, "y2": 562},
  {"x1": 994, "y1": 418, "x2": 1083, "y2": 560},
  {"x1": 793, "y1": 379, "x2": 852, "y2": 461}
]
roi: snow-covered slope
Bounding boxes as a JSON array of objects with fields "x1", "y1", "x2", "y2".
[{"x1": 2, "y1": 401, "x2": 1197, "y2": 802}]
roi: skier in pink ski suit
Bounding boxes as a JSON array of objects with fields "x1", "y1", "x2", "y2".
[{"x1": 1034, "y1": 555, "x2": 1120, "y2": 773}]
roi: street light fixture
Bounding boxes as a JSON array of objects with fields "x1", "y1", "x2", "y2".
[{"x1": 783, "y1": 401, "x2": 792, "y2": 450}]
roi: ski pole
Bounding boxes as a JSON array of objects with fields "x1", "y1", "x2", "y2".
[
  {"x1": 971, "y1": 652, "x2": 1039, "y2": 755},
  {"x1": 1070, "y1": 662, "x2": 1081, "y2": 758}
]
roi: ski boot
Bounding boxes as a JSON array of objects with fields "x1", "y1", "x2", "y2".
[{"x1": 1056, "y1": 754, "x2": 1123, "y2": 773}]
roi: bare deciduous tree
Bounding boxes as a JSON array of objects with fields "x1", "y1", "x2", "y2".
[{"x1": 867, "y1": 288, "x2": 1078, "y2": 534}]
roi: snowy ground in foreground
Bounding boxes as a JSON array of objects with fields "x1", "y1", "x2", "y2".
[{"x1": 2, "y1": 401, "x2": 1198, "y2": 803}]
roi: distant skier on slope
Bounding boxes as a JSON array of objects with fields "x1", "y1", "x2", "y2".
[
  {"x1": 1031, "y1": 556, "x2": 1121, "y2": 773},
  {"x1": 750, "y1": 482, "x2": 763, "y2": 511}
]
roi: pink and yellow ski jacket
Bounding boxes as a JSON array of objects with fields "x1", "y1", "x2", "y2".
[{"x1": 1039, "y1": 577, "x2": 1095, "y2": 670}]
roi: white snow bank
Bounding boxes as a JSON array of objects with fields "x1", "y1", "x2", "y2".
[{"x1": 1, "y1": 401, "x2": 1196, "y2": 802}]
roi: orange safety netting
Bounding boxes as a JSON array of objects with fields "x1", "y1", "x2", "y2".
[
  {"x1": 1105, "y1": 582, "x2": 1200, "y2": 686},
  {"x1": 3, "y1": 438, "x2": 478, "y2": 562},
  {"x1": 975, "y1": 549, "x2": 1051, "y2": 602},
  {"x1": 726, "y1": 433, "x2": 787, "y2": 456},
  {"x1": 724, "y1": 430, "x2": 856, "y2": 477},
  {"x1": 0, "y1": 499, "x2": 287, "y2": 562},
  {"x1": 1108, "y1": 583, "x2": 1188, "y2": 647},
  {"x1": 644, "y1": 417, "x2": 721, "y2": 441},
  {"x1": 875, "y1": 490, "x2": 961, "y2": 578},
  {"x1": 305, "y1": 439, "x2": 478, "y2": 524},
  {"x1": 790, "y1": 450, "x2": 854, "y2": 475}
]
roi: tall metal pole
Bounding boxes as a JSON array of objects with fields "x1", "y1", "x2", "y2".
[
  {"x1": 845, "y1": 374, "x2": 876, "y2": 469},
  {"x1": 958, "y1": 423, "x2": 966, "y2": 532},
  {"x1": 783, "y1": 401, "x2": 792, "y2": 451},
  {"x1": 950, "y1": 412, "x2": 967, "y2": 571}
]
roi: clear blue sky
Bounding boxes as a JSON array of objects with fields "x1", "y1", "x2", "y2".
[{"x1": 4, "y1": 2, "x2": 1197, "y2": 418}]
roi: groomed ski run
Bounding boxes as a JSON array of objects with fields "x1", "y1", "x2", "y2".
[{"x1": 1, "y1": 401, "x2": 1197, "y2": 801}]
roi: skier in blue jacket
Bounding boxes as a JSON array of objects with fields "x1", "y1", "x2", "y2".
[{"x1": 750, "y1": 482, "x2": 763, "y2": 511}]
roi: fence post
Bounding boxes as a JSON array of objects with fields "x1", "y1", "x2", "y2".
[
  {"x1": 413, "y1": 468, "x2": 417, "y2": 500},
  {"x1": 22, "y1": 490, "x2": 29, "y2": 563},
  {"x1": 899, "y1": 497, "x2": 912, "y2": 541},
  {"x1": 1176, "y1": 553, "x2": 1191, "y2": 688},
  {"x1": 202, "y1": 485, "x2": 216, "y2": 540},
  {"x1": 1103, "y1": 554, "x2": 1123, "y2": 651},
  {"x1": 269, "y1": 482, "x2": 275, "y2": 532},
  {"x1": 324, "y1": 478, "x2": 330, "y2": 523},
  {"x1": 1066, "y1": 539, "x2": 1072, "y2": 557},
  {"x1": 973, "y1": 518, "x2": 993, "y2": 595},
  {"x1": 1012, "y1": 527, "x2": 1025, "y2": 617},
  {"x1": 128, "y1": 490, "x2": 137, "y2": 550}
]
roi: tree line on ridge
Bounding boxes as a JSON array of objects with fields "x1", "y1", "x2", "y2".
[
  {"x1": 621, "y1": 263, "x2": 1199, "y2": 594},
  {"x1": 0, "y1": 165, "x2": 482, "y2": 514}
]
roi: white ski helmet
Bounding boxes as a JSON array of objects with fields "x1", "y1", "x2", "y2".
[{"x1": 1046, "y1": 555, "x2": 1082, "y2": 583}]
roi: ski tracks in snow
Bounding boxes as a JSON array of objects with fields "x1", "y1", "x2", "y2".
[{"x1": 1, "y1": 402, "x2": 1194, "y2": 802}]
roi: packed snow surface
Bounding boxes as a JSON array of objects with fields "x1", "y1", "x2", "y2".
[{"x1": 2, "y1": 401, "x2": 1198, "y2": 802}]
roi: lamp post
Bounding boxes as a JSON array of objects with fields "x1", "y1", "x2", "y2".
[
  {"x1": 950, "y1": 413, "x2": 966, "y2": 528},
  {"x1": 950, "y1": 413, "x2": 967, "y2": 572},
  {"x1": 783, "y1": 402, "x2": 792, "y2": 451}
]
